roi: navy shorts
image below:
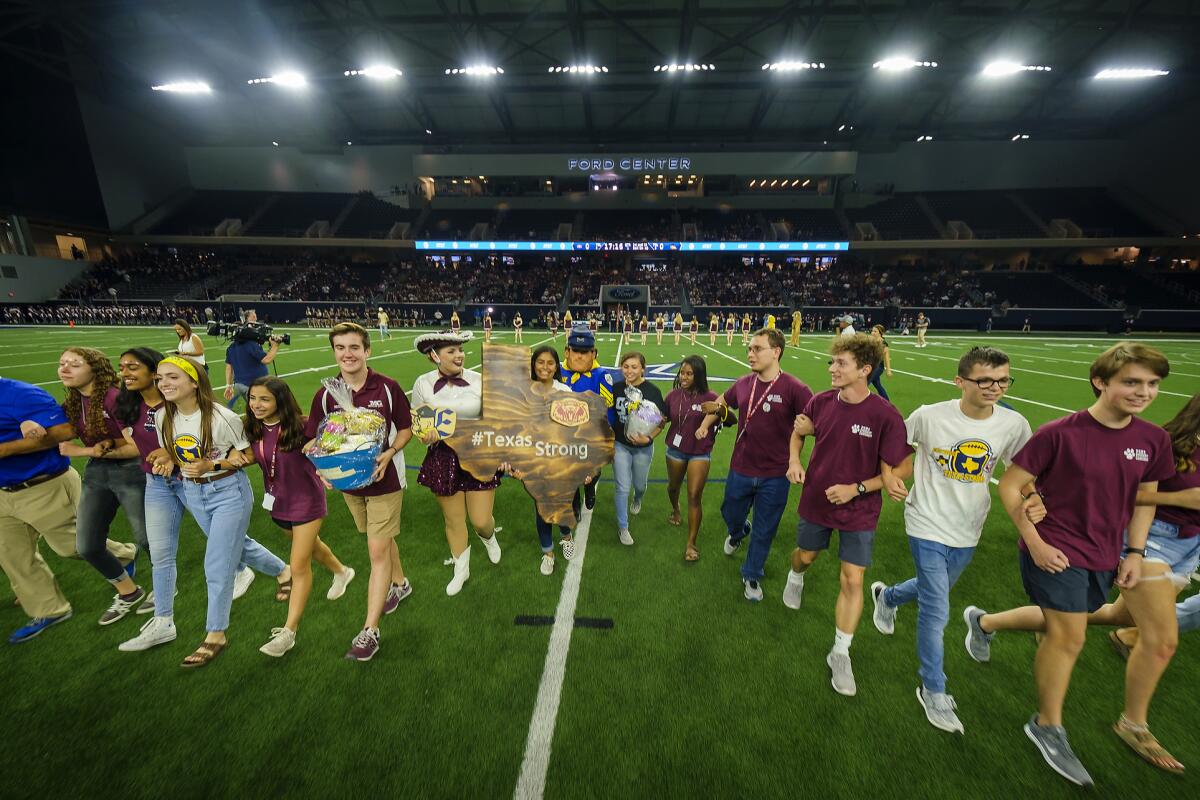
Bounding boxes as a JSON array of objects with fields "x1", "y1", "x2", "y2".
[
  {"x1": 272, "y1": 516, "x2": 321, "y2": 531},
  {"x1": 796, "y1": 518, "x2": 875, "y2": 567},
  {"x1": 1019, "y1": 550, "x2": 1115, "y2": 613}
]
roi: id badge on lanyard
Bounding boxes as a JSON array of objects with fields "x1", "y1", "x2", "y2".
[{"x1": 258, "y1": 439, "x2": 277, "y2": 511}]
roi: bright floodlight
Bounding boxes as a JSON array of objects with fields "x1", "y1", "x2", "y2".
[
  {"x1": 249, "y1": 72, "x2": 307, "y2": 88},
  {"x1": 346, "y1": 65, "x2": 403, "y2": 79},
  {"x1": 151, "y1": 81, "x2": 212, "y2": 94},
  {"x1": 448, "y1": 65, "x2": 503, "y2": 76},
  {"x1": 873, "y1": 56, "x2": 937, "y2": 71},
  {"x1": 1095, "y1": 68, "x2": 1169, "y2": 80},
  {"x1": 655, "y1": 63, "x2": 715, "y2": 73},
  {"x1": 983, "y1": 61, "x2": 1052, "y2": 76},
  {"x1": 552, "y1": 64, "x2": 608, "y2": 74},
  {"x1": 763, "y1": 61, "x2": 825, "y2": 71}
]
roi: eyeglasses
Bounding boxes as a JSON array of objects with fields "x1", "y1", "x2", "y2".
[
  {"x1": 747, "y1": 345, "x2": 775, "y2": 354},
  {"x1": 962, "y1": 376, "x2": 1015, "y2": 389}
]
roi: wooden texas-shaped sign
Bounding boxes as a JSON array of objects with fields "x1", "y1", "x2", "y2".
[{"x1": 444, "y1": 343, "x2": 614, "y2": 528}]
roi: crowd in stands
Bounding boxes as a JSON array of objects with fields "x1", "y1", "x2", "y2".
[
  {"x1": 685, "y1": 260, "x2": 788, "y2": 306},
  {"x1": 6, "y1": 303, "x2": 193, "y2": 326},
  {"x1": 464, "y1": 257, "x2": 567, "y2": 305},
  {"x1": 58, "y1": 249, "x2": 223, "y2": 300}
]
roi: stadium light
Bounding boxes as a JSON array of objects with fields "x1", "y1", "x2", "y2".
[
  {"x1": 762, "y1": 61, "x2": 826, "y2": 71},
  {"x1": 248, "y1": 71, "x2": 307, "y2": 88},
  {"x1": 550, "y1": 65, "x2": 608, "y2": 74},
  {"x1": 655, "y1": 63, "x2": 715, "y2": 72},
  {"x1": 151, "y1": 81, "x2": 212, "y2": 94},
  {"x1": 802, "y1": 178, "x2": 811, "y2": 187},
  {"x1": 1094, "y1": 67, "x2": 1169, "y2": 80},
  {"x1": 982, "y1": 61, "x2": 1052, "y2": 77},
  {"x1": 1010, "y1": 133, "x2": 1030, "y2": 141},
  {"x1": 345, "y1": 65, "x2": 403, "y2": 79},
  {"x1": 446, "y1": 65, "x2": 504, "y2": 76},
  {"x1": 916, "y1": 134, "x2": 933, "y2": 142},
  {"x1": 271, "y1": 141, "x2": 279, "y2": 146},
  {"x1": 873, "y1": 56, "x2": 937, "y2": 72}
]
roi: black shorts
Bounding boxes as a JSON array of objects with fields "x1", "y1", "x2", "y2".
[
  {"x1": 1018, "y1": 550, "x2": 1115, "y2": 613},
  {"x1": 272, "y1": 516, "x2": 321, "y2": 531}
]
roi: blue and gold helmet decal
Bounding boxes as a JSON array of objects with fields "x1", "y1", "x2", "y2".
[
  {"x1": 173, "y1": 433, "x2": 203, "y2": 463},
  {"x1": 931, "y1": 438, "x2": 993, "y2": 483}
]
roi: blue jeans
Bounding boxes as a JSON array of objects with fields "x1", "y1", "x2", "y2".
[
  {"x1": 883, "y1": 536, "x2": 976, "y2": 694},
  {"x1": 1179, "y1": 593, "x2": 1200, "y2": 634},
  {"x1": 76, "y1": 458, "x2": 148, "y2": 582},
  {"x1": 720, "y1": 469, "x2": 791, "y2": 582},
  {"x1": 144, "y1": 472, "x2": 284, "y2": 631},
  {"x1": 868, "y1": 369, "x2": 890, "y2": 401},
  {"x1": 613, "y1": 441, "x2": 654, "y2": 529},
  {"x1": 226, "y1": 382, "x2": 250, "y2": 410}
]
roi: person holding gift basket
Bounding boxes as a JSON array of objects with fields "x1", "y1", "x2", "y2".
[
  {"x1": 609, "y1": 352, "x2": 665, "y2": 546},
  {"x1": 410, "y1": 330, "x2": 502, "y2": 596},
  {"x1": 304, "y1": 323, "x2": 413, "y2": 662}
]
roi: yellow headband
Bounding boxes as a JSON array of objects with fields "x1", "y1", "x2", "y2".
[{"x1": 159, "y1": 356, "x2": 200, "y2": 383}]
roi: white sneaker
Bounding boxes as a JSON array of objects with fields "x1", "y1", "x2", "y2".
[
  {"x1": 916, "y1": 686, "x2": 964, "y2": 734},
  {"x1": 743, "y1": 579, "x2": 763, "y2": 602},
  {"x1": 232, "y1": 566, "x2": 255, "y2": 600},
  {"x1": 782, "y1": 571, "x2": 804, "y2": 610},
  {"x1": 118, "y1": 616, "x2": 177, "y2": 652},
  {"x1": 871, "y1": 581, "x2": 896, "y2": 635},
  {"x1": 630, "y1": 495, "x2": 642, "y2": 516},
  {"x1": 446, "y1": 546, "x2": 471, "y2": 596},
  {"x1": 326, "y1": 566, "x2": 355, "y2": 600},
  {"x1": 478, "y1": 528, "x2": 502, "y2": 564},
  {"x1": 540, "y1": 554, "x2": 555, "y2": 576},
  {"x1": 827, "y1": 650, "x2": 857, "y2": 696},
  {"x1": 618, "y1": 528, "x2": 635, "y2": 546},
  {"x1": 259, "y1": 627, "x2": 296, "y2": 658}
]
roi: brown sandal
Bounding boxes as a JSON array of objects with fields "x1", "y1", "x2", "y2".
[
  {"x1": 181, "y1": 640, "x2": 226, "y2": 668},
  {"x1": 667, "y1": 511, "x2": 681, "y2": 527},
  {"x1": 1114, "y1": 719, "x2": 1185, "y2": 775},
  {"x1": 1108, "y1": 630, "x2": 1133, "y2": 661},
  {"x1": 684, "y1": 546, "x2": 700, "y2": 562},
  {"x1": 275, "y1": 578, "x2": 292, "y2": 602}
]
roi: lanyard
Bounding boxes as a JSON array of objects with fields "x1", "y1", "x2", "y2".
[
  {"x1": 674, "y1": 392, "x2": 698, "y2": 431},
  {"x1": 257, "y1": 430, "x2": 278, "y2": 494},
  {"x1": 738, "y1": 375, "x2": 780, "y2": 441}
]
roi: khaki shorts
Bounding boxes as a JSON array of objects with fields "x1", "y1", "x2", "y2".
[{"x1": 343, "y1": 490, "x2": 404, "y2": 538}]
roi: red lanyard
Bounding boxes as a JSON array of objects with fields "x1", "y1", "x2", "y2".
[
  {"x1": 738, "y1": 375, "x2": 780, "y2": 440},
  {"x1": 674, "y1": 392, "x2": 698, "y2": 431},
  {"x1": 257, "y1": 430, "x2": 278, "y2": 494}
]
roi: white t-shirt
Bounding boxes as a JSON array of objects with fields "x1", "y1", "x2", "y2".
[
  {"x1": 842, "y1": 325, "x2": 856, "y2": 336},
  {"x1": 410, "y1": 369, "x2": 482, "y2": 419},
  {"x1": 903, "y1": 399, "x2": 1032, "y2": 547},
  {"x1": 177, "y1": 334, "x2": 205, "y2": 365},
  {"x1": 155, "y1": 403, "x2": 248, "y2": 479}
]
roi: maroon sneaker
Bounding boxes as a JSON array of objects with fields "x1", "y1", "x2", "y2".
[
  {"x1": 345, "y1": 627, "x2": 380, "y2": 661},
  {"x1": 382, "y1": 579, "x2": 412, "y2": 615}
]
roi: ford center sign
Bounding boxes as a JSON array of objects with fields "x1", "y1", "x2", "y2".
[{"x1": 568, "y1": 156, "x2": 693, "y2": 172}]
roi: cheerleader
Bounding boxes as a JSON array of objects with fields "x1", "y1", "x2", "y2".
[
  {"x1": 673, "y1": 311, "x2": 684, "y2": 345},
  {"x1": 639, "y1": 314, "x2": 649, "y2": 345},
  {"x1": 664, "y1": 356, "x2": 718, "y2": 561},
  {"x1": 709, "y1": 313, "x2": 719, "y2": 345},
  {"x1": 450, "y1": 310, "x2": 461, "y2": 334},
  {"x1": 483, "y1": 311, "x2": 493, "y2": 343},
  {"x1": 412, "y1": 331, "x2": 502, "y2": 596},
  {"x1": 689, "y1": 316, "x2": 699, "y2": 345},
  {"x1": 655, "y1": 313, "x2": 665, "y2": 345},
  {"x1": 563, "y1": 308, "x2": 573, "y2": 330},
  {"x1": 725, "y1": 313, "x2": 736, "y2": 346},
  {"x1": 247, "y1": 377, "x2": 354, "y2": 657},
  {"x1": 588, "y1": 313, "x2": 599, "y2": 333},
  {"x1": 622, "y1": 311, "x2": 633, "y2": 345},
  {"x1": 741, "y1": 312, "x2": 752, "y2": 345},
  {"x1": 513, "y1": 311, "x2": 524, "y2": 343},
  {"x1": 549, "y1": 310, "x2": 559, "y2": 339}
]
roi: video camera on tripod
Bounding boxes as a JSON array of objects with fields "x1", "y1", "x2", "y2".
[{"x1": 205, "y1": 320, "x2": 291, "y2": 346}]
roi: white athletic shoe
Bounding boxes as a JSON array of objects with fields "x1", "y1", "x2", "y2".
[
  {"x1": 478, "y1": 529, "x2": 502, "y2": 564},
  {"x1": 326, "y1": 566, "x2": 355, "y2": 600},
  {"x1": 446, "y1": 546, "x2": 471, "y2": 596},
  {"x1": 917, "y1": 686, "x2": 964, "y2": 734},
  {"x1": 782, "y1": 571, "x2": 804, "y2": 610},
  {"x1": 232, "y1": 566, "x2": 255, "y2": 600},
  {"x1": 618, "y1": 528, "x2": 635, "y2": 546},
  {"x1": 871, "y1": 582, "x2": 896, "y2": 635},
  {"x1": 827, "y1": 651, "x2": 857, "y2": 697},
  {"x1": 743, "y1": 579, "x2": 763, "y2": 602},
  {"x1": 259, "y1": 627, "x2": 296, "y2": 658},
  {"x1": 630, "y1": 495, "x2": 643, "y2": 516},
  {"x1": 540, "y1": 554, "x2": 555, "y2": 576},
  {"x1": 118, "y1": 616, "x2": 177, "y2": 652}
]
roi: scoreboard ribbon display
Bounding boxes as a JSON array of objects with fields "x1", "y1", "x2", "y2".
[{"x1": 415, "y1": 240, "x2": 850, "y2": 252}]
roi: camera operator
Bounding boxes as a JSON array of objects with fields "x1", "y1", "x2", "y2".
[{"x1": 223, "y1": 311, "x2": 280, "y2": 411}]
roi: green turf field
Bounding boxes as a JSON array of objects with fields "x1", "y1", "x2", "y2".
[{"x1": 2, "y1": 323, "x2": 1198, "y2": 798}]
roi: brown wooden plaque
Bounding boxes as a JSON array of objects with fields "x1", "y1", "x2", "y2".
[{"x1": 445, "y1": 343, "x2": 615, "y2": 527}]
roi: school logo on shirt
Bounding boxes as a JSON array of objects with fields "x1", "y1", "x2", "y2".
[
  {"x1": 1123, "y1": 447, "x2": 1149, "y2": 462},
  {"x1": 367, "y1": 399, "x2": 384, "y2": 409},
  {"x1": 850, "y1": 423, "x2": 874, "y2": 439},
  {"x1": 173, "y1": 434, "x2": 203, "y2": 463},
  {"x1": 932, "y1": 438, "x2": 993, "y2": 483}
]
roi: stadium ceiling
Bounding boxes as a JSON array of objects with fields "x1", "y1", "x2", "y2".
[{"x1": 5, "y1": 0, "x2": 1200, "y2": 150}]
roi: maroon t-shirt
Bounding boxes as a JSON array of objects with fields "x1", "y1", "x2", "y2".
[
  {"x1": 723, "y1": 372, "x2": 813, "y2": 478},
  {"x1": 797, "y1": 390, "x2": 912, "y2": 531},
  {"x1": 1153, "y1": 466, "x2": 1200, "y2": 539},
  {"x1": 75, "y1": 387, "x2": 125, "y2": 446},
  {"x1": 304, "y1": 368, "x2": 412, "y2": 497},
  {"x1": 664, "y1": 388, "x2": 718, "y2": 456},
  {"x1": 1013, "y1": 410, "x2": 1176, "y2": 570},
  {"x1": 125, "y1": 399, "x2": 165, "y2": 474},
  {"x1": 256, "y1": 422, "x2": 328, "y2": 522}
]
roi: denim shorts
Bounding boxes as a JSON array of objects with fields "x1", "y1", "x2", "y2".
[
  {"x1": 1125, "y1": 518, "x2": 1200, "y2": 576},
  {"x1": 665, "y1": 445, "x2": 710, "y2": 463},
  {"x1": 1019, "y1": 550, "x2": 1115, "y2": 613},
  {"x1": 796, "y1": 518, "x2": 875, "y2": 567}
]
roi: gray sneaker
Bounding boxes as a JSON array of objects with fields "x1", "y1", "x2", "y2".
[
  {"x1": 916, "y1": 686, "x2": 964, "y2": 734},
  {"x1": 98, "y1": 588, "x2": 146, "y2": 626},
  {"x1": 630, "y1": 495, "x2": 642, "y2": 516},
  {"x1": 963, "y1": 605, "x2": 993, "y2": 663},
  {"x1": 826, "y1": 651, "x2": 857, "y2": 696},
  {"x1": 1023, "y1": 716, "x2": 1093, "y2": 787},
  {"x1": 871, "y1": 582, "x2": 896, "y2": 635}
]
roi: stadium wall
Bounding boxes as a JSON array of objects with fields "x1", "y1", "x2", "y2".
[
  {"x1": 0, "y1": 255, "x2": 89, "y2": 303},
  {"x1": 184, "y1": 145, "x2": 421, "y2": 199}
]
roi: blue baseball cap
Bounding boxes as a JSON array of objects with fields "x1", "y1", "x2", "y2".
[{"x1": 566, "y1": 324, "x2": 596, "y2": 350}]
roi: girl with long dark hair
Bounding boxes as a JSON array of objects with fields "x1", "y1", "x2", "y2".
[
  {"x1": 245, "y1": 376, "x2": 353, "y2": 657},
  {"x1": 664, "y1": 355, "x2": 719, "y2": 561},
  {"x1": 173, "y1": 318, "x2": 206, "y2": 371}
]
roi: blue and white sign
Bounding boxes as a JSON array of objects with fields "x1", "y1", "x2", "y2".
[{"x1": 415, "y1": 240, "x2": 851, "y2": 252}]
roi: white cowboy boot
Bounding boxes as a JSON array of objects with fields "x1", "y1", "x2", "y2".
[{"x1": 446, "y1": 546, "x2": 471, "y2": 596}]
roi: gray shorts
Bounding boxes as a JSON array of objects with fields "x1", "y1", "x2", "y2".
[{"x1": 797, "y1": 518, "x2": 876, "y2": 567}]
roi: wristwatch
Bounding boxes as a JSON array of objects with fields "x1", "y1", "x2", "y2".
[
  {"x1": 855, "y1": 481, "x2": 866, "y2": 496},
  {"x1": 1122, "y1": 546, "x2": 1146, "y2": 558}
]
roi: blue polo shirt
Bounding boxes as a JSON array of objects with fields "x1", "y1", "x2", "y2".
[
  {"x1": 225, "y1": 339, "x2": 268, "y2": 385},
  {"x1": 0, "y1": 378, "x2": 70, "y2": 486}
]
